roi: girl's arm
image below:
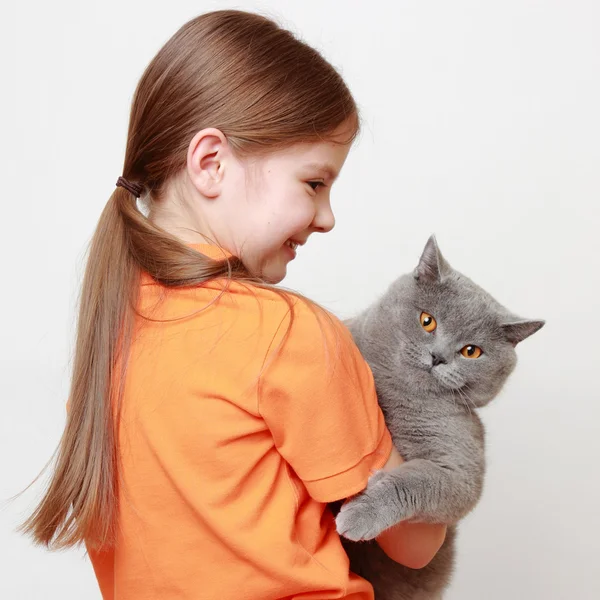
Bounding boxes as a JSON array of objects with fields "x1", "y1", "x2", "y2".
[{"x1": 375, "y1": 446, "x2": 447, "y2": 569}]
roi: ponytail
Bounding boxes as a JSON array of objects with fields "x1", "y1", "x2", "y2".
[
  {"x1": 18, "y1": 187, "x2": 134, "y2": 548},
  {"x1": 18, "y1": 185, "x2": 247, "y2": 550}
]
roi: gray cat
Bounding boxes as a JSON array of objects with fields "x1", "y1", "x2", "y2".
[{"x1": 335, "y1": 236, "x2": 544, "y2": 600}]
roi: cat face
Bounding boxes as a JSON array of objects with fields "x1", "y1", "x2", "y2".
[{"x1": 369, "y1": 236, "x2": 544, "y2": 409}]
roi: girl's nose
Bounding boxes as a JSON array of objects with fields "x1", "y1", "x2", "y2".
[{"x1": 312, "y1": 198, "x2": 335, "y2": 233}]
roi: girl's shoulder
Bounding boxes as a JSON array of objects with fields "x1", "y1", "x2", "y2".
[
  {"x1": 237, "y1": 283, "x2": 349, "y2": 343},
  {"x1": 233, "y1": 285, "x2": 360, "y2": 374}
]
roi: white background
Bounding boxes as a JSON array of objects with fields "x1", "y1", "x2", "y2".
[{"x1": 2, "y1": 1, "x2": 599, "y2": 598}]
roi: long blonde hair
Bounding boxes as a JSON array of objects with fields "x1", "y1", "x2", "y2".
[{"x1": 18, "y1": 9, "x2": 359, "y2": 551}]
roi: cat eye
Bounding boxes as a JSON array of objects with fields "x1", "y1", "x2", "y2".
[
  {"x1": 420, "y1": 312, "x2": 437, "y2": 333},
  {"x1": 461, "y1": 345, "x2": 483, "y2": 359}
]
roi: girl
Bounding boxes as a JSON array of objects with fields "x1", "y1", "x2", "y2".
[{"x1": 20, "y1": 10, "x2": 446, "y2": 599}]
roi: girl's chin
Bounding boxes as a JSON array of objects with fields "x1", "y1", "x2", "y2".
[
  {"x1": 245, "y1": 247, "x2": 293, "y2": 283},
  {"x1": 260, "y1": 254, "x2": 289, "y2": 284},
  {"x1": 262, "y1": 267, "x2": 286, "y2": 284}
]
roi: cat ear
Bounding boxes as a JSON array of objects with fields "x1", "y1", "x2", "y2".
[
  {"x1": 414, "y1": 235, "x2": 452, "y2": 282},
  {"x1": 501, "y1": 319, "x2": 545, "y2": 346}
]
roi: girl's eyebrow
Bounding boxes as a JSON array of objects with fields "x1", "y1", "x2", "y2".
[{"x1": 303, "y1": 162, "x2": 339, "y2": 181}]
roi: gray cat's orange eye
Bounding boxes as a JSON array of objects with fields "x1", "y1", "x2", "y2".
[
  {"x1": 461, "y1": 345, "x2": 483, "y2": 359},
  {"x1": 420, "y1": 312, "x2": 437, "y2": 333}
]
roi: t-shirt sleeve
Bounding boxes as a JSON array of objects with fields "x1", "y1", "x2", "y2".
[{"x1": 258, "y1": 298, "x2": 393, "y2": 503}]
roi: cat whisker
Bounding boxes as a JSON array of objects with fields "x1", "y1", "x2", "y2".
[
  {"x1": 449, "y1": 391, "x2": 460, "y2": 411},
  {"x1": 449, "y1": 389, "x2": 469, "y2": 415},
  {"x1": 455, "y1": 387, "x2": 476, "y2": 416}
]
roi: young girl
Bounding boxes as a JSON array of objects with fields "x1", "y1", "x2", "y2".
[{"x1": 21, "y1": 10, "x2": 446, "y2": 599}]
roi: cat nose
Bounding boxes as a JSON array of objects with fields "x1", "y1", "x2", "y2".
[{"x1": 431, "y1": 352, "x2": 447, "y2": 367}]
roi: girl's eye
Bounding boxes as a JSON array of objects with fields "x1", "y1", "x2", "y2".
[
  {"x1": 461, "y1": 345, "x2": 483, "y2": 359},
  {"x1": 420, "y1": 312, "x2": 437, "y2": 333},
  {"x1": 307, "y1": 181, "x2": 324, "y2": 191}
]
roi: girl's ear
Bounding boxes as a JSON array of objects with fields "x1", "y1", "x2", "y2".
[{"x1": 187, "y1": 127, "x2": 228, "y2": 198}]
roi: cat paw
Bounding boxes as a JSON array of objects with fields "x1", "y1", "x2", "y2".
[
  {"x1": 335, "y1": 472, "x2": 409, "y2": 541},
  {"x1": 336, "y1": 498, "x2": 383, "y2": 541}
]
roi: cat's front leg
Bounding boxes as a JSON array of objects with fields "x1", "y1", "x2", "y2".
[{"x1": 336, "y1": 458, "x2": 456, "y2": 542}]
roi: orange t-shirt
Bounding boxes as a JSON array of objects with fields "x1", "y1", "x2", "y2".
[{"x1": 86, "y1": 242, "x2": 393, "y2": 599}]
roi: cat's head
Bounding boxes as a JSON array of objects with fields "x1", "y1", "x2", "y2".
[{"x1": 368, "y1": 236, "x2": 544, "y2": 409}]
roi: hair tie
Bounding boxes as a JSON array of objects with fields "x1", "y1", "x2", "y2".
[{"x1": 116, "y1": 176, "x2": 144, "y2": 198}]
